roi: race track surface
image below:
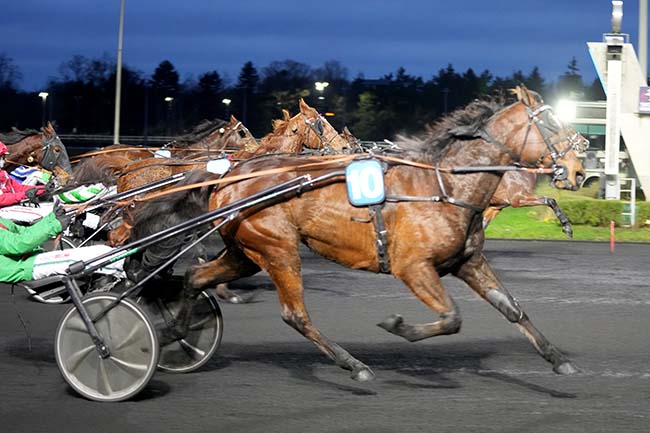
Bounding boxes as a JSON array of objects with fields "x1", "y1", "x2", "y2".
[{"x1": 0, "y1": 240, "x2": 648, "y2": 433}]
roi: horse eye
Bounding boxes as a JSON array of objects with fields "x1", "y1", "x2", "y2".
[
  {"x1": 238, "y1": 130, "x2": 246, "y2": 138},
  {"x1": 54, "y1": 146, "x2": 61, "y2": 153},
  {"x1": 291, "y1": 125, "x2": 298, "y2": 133}
]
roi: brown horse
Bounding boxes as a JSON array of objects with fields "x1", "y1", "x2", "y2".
[
  {"x1": 232, "y1": 99, "x2": 349, "y2": 159},
  {"x1": 152, "y1": 85, "x2": 585, "y2": 380},
  {"x1": 483, "y1": 124, "x2": 589, "y2": 238},
  {"x1": 107, "y1": 102, "x2": 347, "y2": 246},
  {"x1": 0, "y1": 122, "x2": 73, "y2": 181},
  {"x1": 171, "y1": 115, "x2": 258, "y2": 158},
  {"x1": 71, "y1": 116, "x2": 256, "y2": 186}
]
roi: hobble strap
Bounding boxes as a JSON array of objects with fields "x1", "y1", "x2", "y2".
[{"x1": 369, "y1": 204, "x2": 391, "y2": 274}]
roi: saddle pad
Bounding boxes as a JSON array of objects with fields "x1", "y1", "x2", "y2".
[{"x1": 57, "y1": 184, "x2": 107, "y2": 203}]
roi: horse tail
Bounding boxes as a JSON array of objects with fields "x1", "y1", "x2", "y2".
[{"x1": 125, "y1": 170, "x2": 220, "y2": 279}]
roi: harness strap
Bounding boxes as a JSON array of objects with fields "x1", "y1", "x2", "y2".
[
  {"x1": 477, "y1": 128, "x2": 521, "y2": 163},
  {"x1": 368, "y1": 204, "x2": 391, "y2": 274}
]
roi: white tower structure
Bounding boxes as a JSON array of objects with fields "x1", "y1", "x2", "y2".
[{"x1": 588, "y1": 1, "x2": 650, "y2": 200}]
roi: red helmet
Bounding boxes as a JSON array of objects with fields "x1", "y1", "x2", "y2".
[{"x1": 0, "y1": 141, "x2": 8, "y2": 156}]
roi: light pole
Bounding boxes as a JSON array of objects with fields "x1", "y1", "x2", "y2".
[
  {"x1": 442, "y1": 88, "x2": 450, "y2": 114},
  {"x1": 165, "y1": 96, "x2": 174, "y2": 136},
  {"x1": 314, "y1": 81, "x2": 329, "y2": 111},
  {"x1": 38, "y1": 92, "x2": 49, "y2": 127},
  {"x1": 113, "y1": 0, "x2": 126, "y2": 144},
  {"x1": 222, "y1": 98, "x2": 232, "y2": 117}
]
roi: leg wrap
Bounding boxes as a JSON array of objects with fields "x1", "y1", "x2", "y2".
[{"x1": 485, "y1": 289, "x2": 524, "y2": 323}]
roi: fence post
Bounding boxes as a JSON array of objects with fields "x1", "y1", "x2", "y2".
[{"x1": 610, "y1": 220, "x2": 616, "y2": 253}]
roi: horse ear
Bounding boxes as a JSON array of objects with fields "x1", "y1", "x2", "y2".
[
  {"x1": 299, "y1": 98, "x2": 311, "y2": 113},
  {"x1": 282, "y1": 109, "x2": 291, "y2": 121},
  {"x1": 509, "y1": 86, "x2": 523, "y2": 101},
  {"x1": 230, "y1": 114, "x2": 238, "y2": 123}
]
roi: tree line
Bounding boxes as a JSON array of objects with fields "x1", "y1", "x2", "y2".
[{"x1": 0, "y1": 53, "x2": 605, "y2": 141}]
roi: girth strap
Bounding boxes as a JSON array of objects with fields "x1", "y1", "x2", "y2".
[{"x1": 368, "y1": 204, "x2": 391, "y2": 274}]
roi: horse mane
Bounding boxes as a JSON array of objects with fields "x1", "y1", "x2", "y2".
[
  {"x1": 173, "y1": 118, "x2": 228, "y2": 146},
  {"x1": 394, "y1": 97, "x2": 504, "y2": 163},
  {"x1": 0, "y1": 128, "x2": 40, "y2": 145},
  {"x1": 72, "y1": 154, "x2": 134, "y2": 185}
]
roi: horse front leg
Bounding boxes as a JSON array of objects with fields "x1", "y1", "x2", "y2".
[
  {"x1": 511, "y1": 194, "x2": 573, "y2": 238},
  {"x1": 543, "y1": 196, "x2": 572, "y2": 238},
  {"x1": 455, "y1": 253, "x2": 578, "y2": 375}
]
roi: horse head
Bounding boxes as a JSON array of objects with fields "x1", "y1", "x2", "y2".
[
  {"x1": 298, "y1": 99, "x2": 349, "y2": 151},
  {"x1": 2, "y1": 122, "x2": 72, "y2": 184},
  {"x1": 220, "y1": 115, "x2": 258, "y2": 153},
  {"x1": 40, "y1": 122, "x2": 73, "y2": 184},
  {"x1": 340, "y1": 126, "x2": 362, "y2": 150},
  {"x1": 499, "y1": 85, "x2": 585, "y2": 191}
]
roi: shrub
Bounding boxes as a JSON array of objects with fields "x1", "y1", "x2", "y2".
[{"x1": 557, "y1": 199, "x2": 624, "y2": 226}]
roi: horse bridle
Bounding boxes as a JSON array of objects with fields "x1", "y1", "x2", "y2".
[
  {"x1": 40, "y1": 133, "x2": 68, "y2": 172},
  {"x1": 302, "y1": 114, "x2": 339, "y2": 151},
  {"x1": 479, "y1": 104, "x2": 584, "y2": 182}
]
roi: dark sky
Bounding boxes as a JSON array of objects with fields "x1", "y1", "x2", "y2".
[{"x1": 3, "y1": 0, "x2": 641, "y2": 91}]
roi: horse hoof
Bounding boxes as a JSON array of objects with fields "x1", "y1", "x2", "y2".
[
  {"x1": 351, "y1": 367, "x2": 375, "y2": 382},
  {"x1": 554, "y1": 361, "x2": 579, "y2": 375},
  {"x1": 563, "y1": 227, "x2": 573, "y2": 238},
  {"x1": 377, "y1": 314, "x2": 403, "y2": 332},
  {"x1": 228, "y1": 295, "x2": 246, "y2": 304}
]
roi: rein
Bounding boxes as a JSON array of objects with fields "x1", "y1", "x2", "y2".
[{"x1": 71, "y1": 153, "x2": 555, "y2": 214}]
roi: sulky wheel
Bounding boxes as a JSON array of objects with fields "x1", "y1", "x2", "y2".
[
  {"x1": 137, "y1": 290, "x2": 223, "y2": 373},
  {"x1": 54, "y1": 293, "x2": 159, "y2": 402}
]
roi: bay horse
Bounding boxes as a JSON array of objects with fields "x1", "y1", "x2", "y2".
[
  {"x1": 70, "y1": 116, "x2": 256, "y2": 186},
  {"x1": 0, "y1": 122, "x2": 73, "y2": 182},
  {"x1": 111, "y1": 100, "x2": 350, "y2": 269},
  {"x1": 142, "y1": 85, "x2": 585, "y2": 380},
  {"x1": 483, "y1": 128, "x2": 588, "y2": 238},
  {"x1": 232, "y1": 99, "x2": 349, "y2": 160}
]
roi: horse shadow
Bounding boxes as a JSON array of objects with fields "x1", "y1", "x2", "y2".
[
  {"x1": 4, "y1": 337, "x2": 171, "y2": 401},
  {"x1": 199, "y1": 339, "x2": 578, "y2": 399}
]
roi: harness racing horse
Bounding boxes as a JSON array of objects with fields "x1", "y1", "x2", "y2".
[
  {"x1": 482, "y1": 91, "x2": 589, "y2": 237},
  {"x1": 108, "y1": 100, "x2": 349, "y2": 248},
  {"x1": 155, "y1": 85, "x2": 586, "y2": 380},
  {"x1": 71, "y1": 116, "x2": 256, "y2": 186},
  {"x1": 0, "y1": 122, "x2": 73, "y2": 183},
  {"x1": 232, "y1": 99, "x2": 349, "y2": 160}
]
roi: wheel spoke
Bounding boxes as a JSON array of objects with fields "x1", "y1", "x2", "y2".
[
  {"x1": 65, "y1": 316, "x2": 90, "y2": 334},
  {"x1": 113, "y1": 322, "x2": 145, "y2": 351},
  {"x1": 97, "y1": 359, "x2": 114, "y2": 396},
  {"x1": 188, "y1": 315, "x2": 213, "y2": 331},
  {"x1": 109, "y1": 355, "x2": 149, "y2": 375},
  {"x1": 179, "y1": 339, "x2": 206, "y2": 360},
  {"x1": 65, "y1": 345, "x2": 96, "y2": 373}
]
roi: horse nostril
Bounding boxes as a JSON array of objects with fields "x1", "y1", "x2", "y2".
[{"x1": 576, "y1": 171, "x2": 585, "y2": 186}]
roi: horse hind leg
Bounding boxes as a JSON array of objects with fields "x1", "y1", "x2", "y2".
[
  {"x1": 156, "y1": 247, "x2": 260, "y2": 345},
  {"x1": 455, "y1": 253, "x2": 578, "y2": 374},
  {"x1": 378, "y1": 263, "x2": 462, "y2": 342}
]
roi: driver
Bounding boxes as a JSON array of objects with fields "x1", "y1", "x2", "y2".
[
  {"x1": 0, "y1": 206, "x2": 123, "y2": 283},
  {"x1": 0, "y1": 141, "x2": 46, "y2": 207}
]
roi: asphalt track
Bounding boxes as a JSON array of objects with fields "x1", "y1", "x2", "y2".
[{"x1": 0, "y1": 239, "x2": 649, "y2": 433}]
